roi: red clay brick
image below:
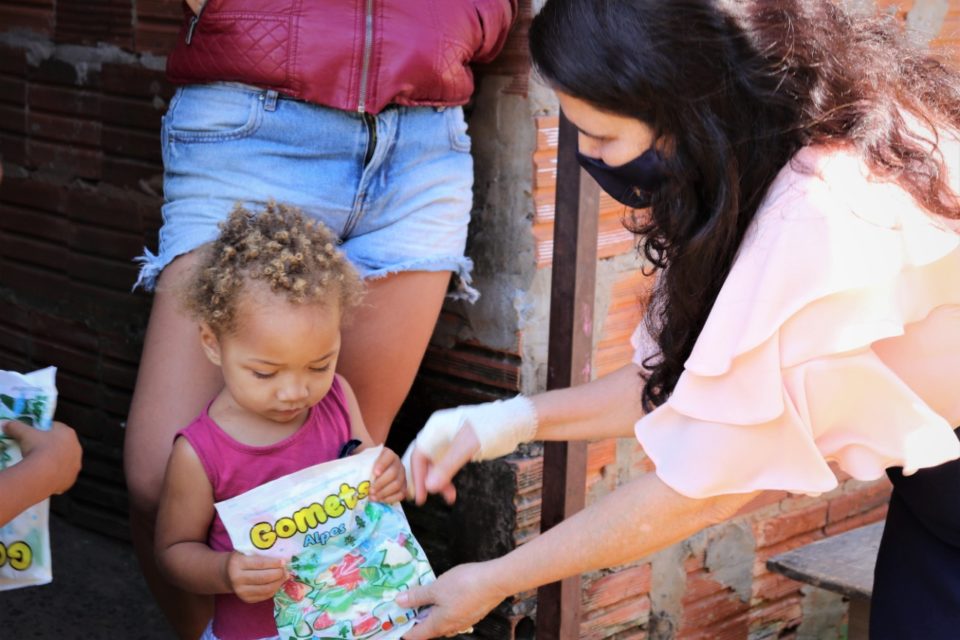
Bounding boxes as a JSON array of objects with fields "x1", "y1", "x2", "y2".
[
  {"x1": 0, "y1": 175, "x2": 66, "y2": 213},
  {"x1": 748, "y1": 594, "x2": 803, "y2": 629},
  {"x1": 753, "y1": 532, "x2": 823, "y2": 576},
  {"x1": 0, "y1": 300, "x2": 35, "y2": 332},
  {"x1": 27, "y1": 84, "x2": 101, "y2": 118},
  {"x1": 101, "y1": 63, "x2": 170, "y2": 99},
  {"x1": 99, "y1": 331, "x2": 145, "y2": 365},
  {"x1": 0, "y1": 210, "x2": 71, "y2": 253},
  {"x1": 678, "y1": 613, "x2": 750, "y2": 640},
  {"x1": 678, "y1": 588, "x2": 750, "y2": 634},
  {"x1": 25, "y1": 138, "x2": 103, "y2": 179},
  {"x1": 69, "y1": 253, "x2": 140, "y2": 290},
  {"x1": 70, "y1": 224, "x2": 142, "y2": 260},
  {"x1": 56, "y1": 374, "x2": 101, "y2": 409},
  {"x1": 55, "y1": 0, "x2": 133, "y2": 49},
  {"x1": 0, "y1": 131, "x2": 27, "y2": 166},
  {"x1": 0, "y1": 5, "x2": 55, "y2": 35},
  {"x1": 134, "y1": 0, "x2": 183, "y2": 54},
  {"x1": 0, "y1": 352, "x2": 32, "y2": 373},
  {"x1": 755, "y1": 503, "x2": 828, "y2": 548},
  {"x1": 682, "y1": 570, "x2": 731, "y2": 605},
  {"x1": 0, "y1": 77, "x2": 27, "y2": 105},
  {"x1": 30, "y1": 56, "x2": 102, "y2": 89},
  {"x1": 100, "y1": 358, "x2": 137, "y2": 392},
  {"x1": 32, "y1": 337, "x2": 99, "y2": 378},
  {"x1": 2, "y1": 232, "x2": 63, "y2": 271},
  {"x1": 752, "y1": 571, "x2": 803, "y2": 603},
  {"x1": 0, "y1": 325, "x2": 31, "y2": 357},
  {"x1": 100, "y1": 155, "x2": 161, "y2": 189},
  {"x1": 580, "y1": 596, "x2": 650, "y2": 640},
  {"x1": 29, "y1": 312, "x2": 99, "y2": 352},
  {"x1": 582, "y1": 564, "x2": 652, "y2": 614},
  {"x1": 102, "y1": 124, "x2": 162, "y2": 163},
  {"x1": 824, "y1": 505, "x2": 888, "y2": 536},
  {"x1": 55, "y1": 399, "x2": 104, "y2": 441},
  {"x1": 101, "y1": 385, "x2": 135, "y2": 417},
  {"x1": 70, "y1": 278, "x2": 148, "y2": 315},
  {"x1": 65, "y1": 185, "x2": 159, "y2": 233},
  {"x1": 100, "y1": 94, "x2": 165, "y2": 131},
  {"x1": 27, "y1": 111, "x2": 102, "y2": 147},
  {"x1": 827, "y1": 480, "x2": 891, "y2": 524},
  {"x1": 135, "y1": 21, "x2": 182, "y2": 55},
  {"x1": 586, "y1": 438, "x2": 617, "y2": 486},
  {"x1": 0, "y1": 103, "x2": 27, "y2": 135}
]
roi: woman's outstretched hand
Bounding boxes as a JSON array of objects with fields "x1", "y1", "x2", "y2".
[
  {"x1": 397, "y1": 563, "x2": 507, "y2": 639},
  {"x1": 403, "y1": 396, "x2": 538, "y2": 505},
  {"x1": 405, "y1": 423, "x2": 479, "y2": 505}
]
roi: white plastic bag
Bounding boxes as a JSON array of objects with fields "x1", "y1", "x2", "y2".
[
  {"x1": 216, "y1": 445, "x2": 435, "y2": 639},
  {"x1": 0, "y1": 366, "x2": 58, "y2": 591}
]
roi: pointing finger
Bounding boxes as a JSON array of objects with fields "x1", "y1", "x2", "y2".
[{"x1": 425, "y1": 426, "x2": 479, "y2": 494}]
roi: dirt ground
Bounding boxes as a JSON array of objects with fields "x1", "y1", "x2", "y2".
[{"x1": 0, "y1": 514, "x2": 174, "y2": 639}]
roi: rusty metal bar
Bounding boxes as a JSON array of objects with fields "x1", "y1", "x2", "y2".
[{"x1": 536, "y1": 111, "x2": 600, "y2": 639}]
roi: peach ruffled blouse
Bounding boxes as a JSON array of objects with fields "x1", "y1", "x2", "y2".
[{"x1": 633, "y1": 144, "x2": 960, "y2": 498}]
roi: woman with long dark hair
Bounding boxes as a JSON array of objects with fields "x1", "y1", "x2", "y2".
[{"x1": 396, "y1": 0, "x2": 960, "y2": 637}]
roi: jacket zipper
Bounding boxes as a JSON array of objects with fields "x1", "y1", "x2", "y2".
[
  {"x1": 357, "y1": 0, "x2": 374, "y2": 113},
  {"x1": 185, "y1": 0, "x2": 210, "y2": 45}
]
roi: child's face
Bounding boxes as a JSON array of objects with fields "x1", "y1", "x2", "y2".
[{"x1": 201, "y1": 288, "x2": 342, "y2": 425}]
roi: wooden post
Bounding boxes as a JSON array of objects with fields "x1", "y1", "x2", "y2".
[{"x1": 536, "y1": 111, "x2": 600, "y2": 639}]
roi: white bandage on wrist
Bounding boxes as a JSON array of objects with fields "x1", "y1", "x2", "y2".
[{"x1": 416, "y1": 395, "x2": 539, "y2": 463}]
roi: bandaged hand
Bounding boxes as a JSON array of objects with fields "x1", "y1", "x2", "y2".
[{"x1": 402, "y1": 396, "x2": 538, "y2": 504}]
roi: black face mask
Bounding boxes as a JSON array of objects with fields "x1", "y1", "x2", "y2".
[{"x1": 576, "y1": 148, "x2": 667, "y2": 209}]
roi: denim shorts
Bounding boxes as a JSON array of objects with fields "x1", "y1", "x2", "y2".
[{"x1": 136, "y1": 82, "x2": 477, "y2": 300}]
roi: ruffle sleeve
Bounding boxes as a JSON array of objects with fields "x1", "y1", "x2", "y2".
[{"x1": 633, "y1": 146, "x2": 960, "y2": 498}]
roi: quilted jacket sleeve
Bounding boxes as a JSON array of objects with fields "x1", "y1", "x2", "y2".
[{"x1": 472, "y1": 0, "x2": 518, "y2": 63}]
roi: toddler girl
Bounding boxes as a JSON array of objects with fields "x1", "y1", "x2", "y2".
[{"x1": 154, "y1": 203, "x2": 406, "y2": 640}]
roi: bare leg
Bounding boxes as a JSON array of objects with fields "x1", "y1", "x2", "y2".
[
  {"x1": 337, "y1": 271, "x2": 451, "y2": 444},
  {"x1": 124, "y1": 251, "x2": 222, "y2": 639}
]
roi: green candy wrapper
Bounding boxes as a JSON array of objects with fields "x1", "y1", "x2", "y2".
[
  {"x1": 216, "y1": 446, "x2": 435, "y2": 639},
  {"x1": 0, "y1": 366, "x2": 58, "y2": 591}
]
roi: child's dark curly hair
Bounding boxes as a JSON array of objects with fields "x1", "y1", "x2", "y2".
[{"x1": 183, "y1": 202, "x2": 364, "y2": 335}]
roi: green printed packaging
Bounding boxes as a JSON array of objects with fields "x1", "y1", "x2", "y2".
[
  {"x1": 0, "y1": 367, "x2": 58, "y2": 591},
  {"x1": 216, "y1": 445, "x2": 435, "y2": 639}
]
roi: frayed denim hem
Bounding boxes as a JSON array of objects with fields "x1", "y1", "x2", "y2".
[
  {"x1": 361, "y1": 256, "x2": 479, "y2": 303},
  {"x1": 132, "y1": 248, "x2": 166, "y2": 292}
]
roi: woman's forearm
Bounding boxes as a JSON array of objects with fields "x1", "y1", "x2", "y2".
[
  {"x1": 531, "y1": 363, "x2": 645, "y2": 442},
  {"x1": 486, "y1": 473, "x2": 758, "y2": 596}
]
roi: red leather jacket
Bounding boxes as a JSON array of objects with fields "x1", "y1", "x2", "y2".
[{"x1": 166, "y1": 0, "x2": 517, "y2": 114}]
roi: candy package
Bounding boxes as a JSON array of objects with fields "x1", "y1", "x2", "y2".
[
  {"x1": 216, "y1": 445, "x2": 434, "y2": 639},
  {"x1": 0, "y1": 366, "x2": 58, "y2": 591}
]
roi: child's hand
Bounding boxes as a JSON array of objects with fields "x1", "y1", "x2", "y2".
[
  {"x1": 369, "y1": 447, "x2": 406, "y2": 504},
  {"x1": 2, "y1": 420, "x2": 82, "y2": 495},
  {"x1": 225, "y1": 551, "x2": 287, "y2": 603}
]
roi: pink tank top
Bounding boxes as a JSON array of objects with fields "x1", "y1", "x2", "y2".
[{"x1": 177, "y1": 377, "x2": 353, "y2": 640}]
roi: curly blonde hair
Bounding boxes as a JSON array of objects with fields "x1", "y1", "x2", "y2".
[{"x1": 183, "y1": 202, "x2": 364, "y2": 335}]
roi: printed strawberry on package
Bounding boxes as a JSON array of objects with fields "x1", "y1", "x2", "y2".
[
  {"x1": 216, "y1": 445, "x2": 435, "y2": 639},
  {"x1": 0, "y1": 366, "x2": 58, "y2": 591}
]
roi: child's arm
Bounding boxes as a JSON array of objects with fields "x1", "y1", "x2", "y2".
[
  {"x1": 155, "y1": 437, "x2": 287, "y2": 603},
  {"x1": 0, "y1": 420, "x2": 82, "y2": 526},
  {"x1": 337, "y1": 375, "x2": 406, "y2": 504}
]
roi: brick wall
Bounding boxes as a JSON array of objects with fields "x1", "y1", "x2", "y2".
[{"x1": 0, "y1": 1, "x2": 181, "y2": 536}]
